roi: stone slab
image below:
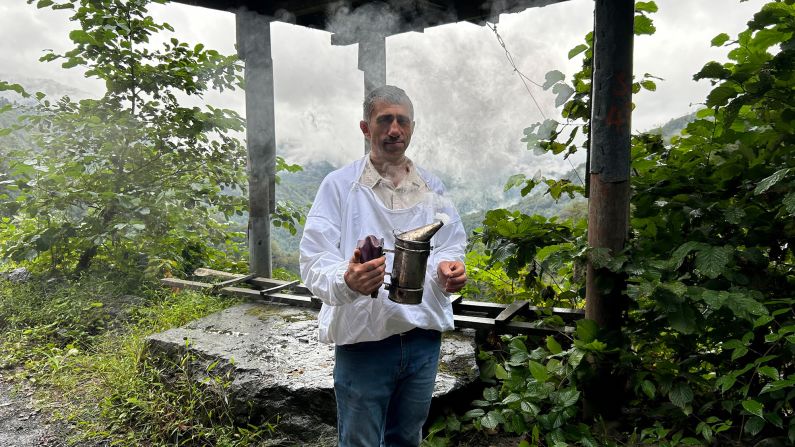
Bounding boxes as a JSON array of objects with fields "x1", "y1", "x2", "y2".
[{"x1": 145, "y1": 302, "x2": 479, "y2": 442}]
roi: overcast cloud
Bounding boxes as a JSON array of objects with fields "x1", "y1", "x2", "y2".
[{"x1": 0, "y1": 0, "x2": 768, "y2": 206}]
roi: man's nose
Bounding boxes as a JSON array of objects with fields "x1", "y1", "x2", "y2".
[{"x1": 387, "y1": 119, "x2": 402, "y2": 136}]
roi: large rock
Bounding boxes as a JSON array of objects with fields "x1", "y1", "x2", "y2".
[
  {"x1": 1, "y1": 268, "x2": 30, "y2": 283},
  {"x1": 144, "y1": 302, "x2": 479, "y2": 443}
]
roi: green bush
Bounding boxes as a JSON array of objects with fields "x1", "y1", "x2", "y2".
[{"x1": 445, "y1": 1, "x2": 795, "y2": 446}]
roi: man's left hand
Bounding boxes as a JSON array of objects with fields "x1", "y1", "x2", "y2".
[{"x1": 437, "y1": 261, "x2": 467, "y2": 293}]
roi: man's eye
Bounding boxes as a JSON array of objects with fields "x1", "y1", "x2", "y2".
[{"x1": 397, "y1": 117, "x2": 411, "y2": 126}]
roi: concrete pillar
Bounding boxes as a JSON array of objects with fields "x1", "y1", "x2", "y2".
[
  {"x1": 236, "y1": 10, "x2": 275, "y2": 277},
  {"x1": 358, "y1": 33, "x2": 386, "y2": 154}
]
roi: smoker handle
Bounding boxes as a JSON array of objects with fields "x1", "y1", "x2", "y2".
[{"x1": 357, "y1": 235, "x2": 385, "y2": 299}]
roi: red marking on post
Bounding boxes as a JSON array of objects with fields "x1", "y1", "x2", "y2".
[
  {"x1": 605, "y1": 70, "x2": 631, "y2": 128},
  {"x1": 606, "y1": 105, "x2": 628, "y2": 128}
]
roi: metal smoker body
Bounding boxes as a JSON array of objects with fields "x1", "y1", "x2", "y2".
[{"x1": 387, "y1": 221, "x2": 444, "y2": 305}]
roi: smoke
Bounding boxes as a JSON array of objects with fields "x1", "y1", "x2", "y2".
[
  {"x1": 326, "y1": 1, "x2": 460, "y2": 43},
  {"x1": 420, "y1": 191, "x2": 456, "y2": 220},
  {"x1": 435, "y1": 212, "x2": 451, "y2": 225},
  {"x1": 326, "y1": 2, "x2": 403, "y2": 42}
]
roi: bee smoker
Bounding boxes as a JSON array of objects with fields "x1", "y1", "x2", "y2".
[{"x1": 357, "y1": 221, "x2": 444, "y2": 305}]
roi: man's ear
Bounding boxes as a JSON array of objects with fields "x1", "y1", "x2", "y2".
[{"x1": 359, "y1": 120, "x2": 370, "y2": 138}]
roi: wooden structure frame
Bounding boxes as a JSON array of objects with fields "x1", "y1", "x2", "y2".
[
  {"x1": 170, "y1": 0, "x2": 635, "y2": 417},
  {"x1": 163, "y1": 270, "x2": 585, "y2": 337}
]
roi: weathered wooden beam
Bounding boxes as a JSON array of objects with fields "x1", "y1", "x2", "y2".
[
  {"x1": 211, "y1": 273, "x2": 257, "y2": 292},
  {"x1": 160, "y1": 277, "x2": 581, "y2": 335},
  {"x1": 584, "y1": 0, "x2": 635, "y2": 421},
  {"x1": 494, "y1": 300, "x2": 529, "y2": 325},
  {"x1": 161, "y1": 278, "x2": 322, "y2": 309},
  {"x1": 586, "y1": 0, "x2": 633, "y2": 331},
  {"x1": 193, "y1": 268, "x2": 241, "y2": 280},
  {"x1": 237, "y1": 10, "x2": 275, "y2": 277},
  {"x1": 192, "y1": 269, "x2": 315, "y2": 295},
  {"x1": 259, "y1": 279, "x2": 301, "y2": 295},
  {"x1": 454, "y1": 315, "x2": 575, "y2": 336},
  {"x1": 455, "y1": 300, "x2": 585, "y2": 322}
]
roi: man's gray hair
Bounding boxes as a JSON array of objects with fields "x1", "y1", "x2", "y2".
[{"x1": 363, "y1": 85, "x2": 414, "y2": 121}]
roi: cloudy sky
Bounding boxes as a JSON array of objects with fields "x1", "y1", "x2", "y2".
[{"x1": 0, "y1": 0, "x2": 768, "y2": 206}]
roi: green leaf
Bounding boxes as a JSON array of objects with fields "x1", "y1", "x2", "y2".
[
  {"x1": 760, "y1": 379, "x2": 794, "y2": 394},
  {"x1": 480, "y1": 410, "x2": 503, "y2": 430},
  {"x1": 731, "y1": 346, "x2": 749, "y2": 361},
  {"x1": 463, "y1": 409, "x2": 485, "y2": 419},
  {"x1": 668, "y1": 305, "x2": 697, "y2": 334},
  {"x1": 520, "y1": 400, "x2": 540, "y2": 416},
  {"x1": 483, "y1": 387, "x2": 500, "y2": 402},
  {"x1": 554, "y1": 389, "x2": 580, "y2": 408},
  {"x1": 504, "y1": 174, "x2": 526, "y2": 192},
  {"x1": 744, "y1": 416, "x2": 765, "y2": 436},
  {"x1": 568, "y1": 44, "x2": 588, "y2": 60},
  {"x1": 741, "y1": 400, "x2": 764, "y2": 419},
  {"x1": 694, "y1": 61, "x2": 732, "y2": 80},
  {"x1": 670, "y1": 241, "x2": 706, "y2": 269},
  {"x1": 36, "y1": 0, "x2": 54, "y2": 8},
  {"x1": 529, "y1": 360, "x2": 549, "y2": 383},
  {"x1": 502, "y1": 393, "x2": 521, "y2": 405},
  {"x1": 723, "y1": 207, "x2": 745, "y2": 224},
  {"x1": 68, "y1": 29, "x2": 94, "y2": 45},
  {"x1": 695, "y1": 245, "x2": 731, "y2": 278},
  {"x1": 754, "y1": 168, "x2": 791, "y2": 195},
  {"x1": 706, "y1": 83, "x2": 739, "y2": 107},
  {"x1": 0, "y1": 81, "x2": 27, "y2": 96},
  {"x1": 552, "y1": 83, "x2": 575, "y2": 108},
  {"x1": 495, "y1": 364, "x2": 510, "y2": 380},
  {"x1": 641, "y1": 380, "x2": 656, "y2": 399},
  {"x1": 635, "y1": 1, "x2": 658, "y2": 13},
  {"x1": 757, "y1": 366, "x2": 778, "y2": 380},
  {"x1": 640, "y1": 80, "x2": 656, "y2": 91},
  {"x1": 634, "y1": 15, "x2": 656, "y2": 35},
  {"x1": 576, "y1": 319, "x2": 598, "y2": 343},
  {"x1": 783, "y1": 193, "x2": 795, "y2": 215},
  {"x1": 669, "y1": 383, "x2": 693, "y2": 409},
  {"x1": 546, "y1": 336, "x2": 562, "y2": 355},
  {"x1": 726, "y1": 294, "x2": 768, "y2": 320},
  {"x1": 711, "y1": 33, "x2": 730, "y2": 46},
  {"x1": 662, "y1": 281, "x2": 687, "y2": 297},
  {"x1": 716, "y1": 374, "x2": 737, "y2": 392},
  {"x1": 543, "y1": 70, "x2": 566, "y2": 90}
]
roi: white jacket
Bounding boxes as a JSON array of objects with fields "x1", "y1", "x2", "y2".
[{"x1": 299, "y1": 156, "x2": 467, "y2": 345}]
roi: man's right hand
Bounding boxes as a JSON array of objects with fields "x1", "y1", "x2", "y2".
[{"x1": 344, "y1": 248, "x2": 386, "y2": 296}]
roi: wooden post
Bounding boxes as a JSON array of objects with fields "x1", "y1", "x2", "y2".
[
  {"x1": 358, "y1": 32, "x2": 386, "y2": 154},
  {"x1": 236, "y1": 10, "x2": 275, "y2": 277},
  {"x1": 584, "y1": 0, "x2": 634, "y2": 419}
]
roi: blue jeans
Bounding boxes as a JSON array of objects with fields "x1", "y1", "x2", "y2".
[{"x1": 334, "y1": 328, "x2": 442, "y2": 447}]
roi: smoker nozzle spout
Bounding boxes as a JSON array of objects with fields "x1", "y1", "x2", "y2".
[{"x1": 396, "y1": 221, "x2": 444, "y2": 243}]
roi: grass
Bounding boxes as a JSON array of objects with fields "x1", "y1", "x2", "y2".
[{"x1": 0, "y1": 271, "x2": 283, "y2": 446}]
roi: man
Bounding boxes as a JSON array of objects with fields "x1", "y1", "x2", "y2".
[{"x1": 299, "y1": 85, "x2": 468, "y2": 447}]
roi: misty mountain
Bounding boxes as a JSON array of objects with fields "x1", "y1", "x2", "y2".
[{"x1": 0, "y1": 74, "x2": 91, "y2": 101}]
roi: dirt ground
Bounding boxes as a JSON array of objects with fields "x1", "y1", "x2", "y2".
[
  {"x1": 0, "y1": 370, "x2": 72, "y2": 447},
  {"x1": 1, "y1": 368, "x2": 524, "y2": 447}
]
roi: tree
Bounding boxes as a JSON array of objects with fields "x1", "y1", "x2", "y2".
[{"x1": 1, "y1": 0, "x2": 248, "y2": 276}]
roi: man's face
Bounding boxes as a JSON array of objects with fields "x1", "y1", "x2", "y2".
[{"x1": 360, "y1": 100, "x2": 414, "y2": 159}]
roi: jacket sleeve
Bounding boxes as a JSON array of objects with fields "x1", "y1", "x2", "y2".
[
  {"x1": 428, "y1": 215, "x2": 468, "y2": 287},
  {"x1": 299, "y1": 178, "x2": 360, "y2": 306},
  {"x1": 422, "y1": 174, "x2": 468, "y2": 288}
]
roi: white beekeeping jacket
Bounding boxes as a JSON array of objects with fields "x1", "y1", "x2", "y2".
[{"x1": 299, "y1": 156, "x2": 467, "y2": 345}]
